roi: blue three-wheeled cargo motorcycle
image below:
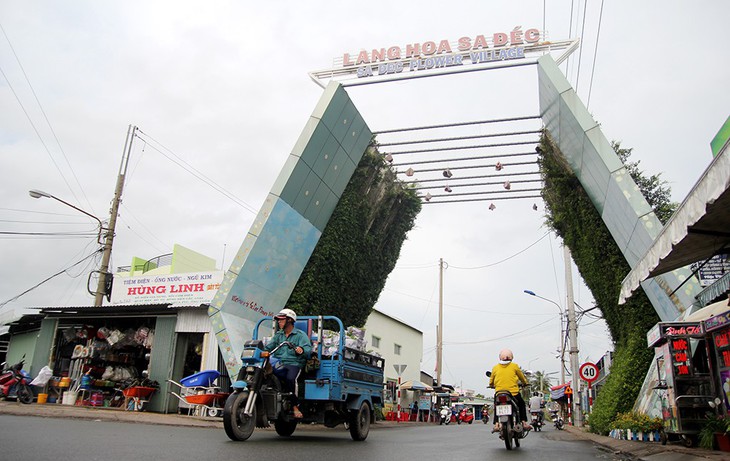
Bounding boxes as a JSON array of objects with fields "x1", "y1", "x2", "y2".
[{"x1": 223, "y1": 315, "x2": 384, "y2": 442}]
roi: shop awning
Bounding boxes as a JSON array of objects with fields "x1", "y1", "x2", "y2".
[
  {"x1": 619, "y1": 145, "x2": 730, "y2": 304},
  {"x1": 683, "y1": 299, "x2": 730, "y2": 322},
  {"x1": 696, "y1": 272, "x2": 730, "y2": 307},
  {"x1": 399, "y1": 380, "x2": 434, "y2": 392}
]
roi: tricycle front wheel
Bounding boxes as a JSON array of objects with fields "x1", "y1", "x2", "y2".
[
  {"x1": 274, "y1": 419, "x2": 297, "y2": 437},
  {"x1": 223, "y1": 391, "x2": 256, "y2": 441},
  {"x1": 349, "y1": 402, "x2": 371, "y2": 441}
]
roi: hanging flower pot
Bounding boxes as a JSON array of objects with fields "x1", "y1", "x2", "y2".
[
  {"x1": 406, "y1": 167, "x2": 414, "y2": 177},
  {"x1": 488, "y1": 203, "x2": 496, "y2": 211},
  {"x1": 442, "y1": 168, "x2": 453, "y2": 178}
]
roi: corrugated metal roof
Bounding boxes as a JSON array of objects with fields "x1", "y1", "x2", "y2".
[{"x1": 38, "y1": 304, "x2": 207, "y2": 317}]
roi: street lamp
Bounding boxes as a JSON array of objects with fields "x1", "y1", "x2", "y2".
[
  {"x1": 523, "y1": 290, "x2": 566, "y2": 385},
  {"x1": 29, "y1": 189, "x2": 110, "y2": 306},
  {"x1": 29, "y1": 190, "x2": 104, "y2": 243}
]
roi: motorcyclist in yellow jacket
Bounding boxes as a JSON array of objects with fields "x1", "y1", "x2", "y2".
[{"x1": 489, "y1": 348, "x2": 532, "y2": 432}]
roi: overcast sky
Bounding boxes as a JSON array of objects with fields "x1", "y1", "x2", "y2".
[{"x1": 2, "y1": 1, "x2": 728, "y2": 392}]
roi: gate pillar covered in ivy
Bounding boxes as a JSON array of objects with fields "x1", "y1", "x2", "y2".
[
  {"x1": 208, "y1": 82, "x2": 372, "y2": 377},
  {"x1": 536, "y1": 55, "x2": 700, "y2": 321}
]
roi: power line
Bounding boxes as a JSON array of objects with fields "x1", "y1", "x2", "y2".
[
  {"x1": 449, "y1": 231, "x2": 549, "y2": 269},
  {"x1": 444, "y1": 317, "x2": 554, "y2": 345},
  {"x1": 0, "y1": 249, "x2": 102, "y2": 308},
  {"x1": 586, "y1": 0, "x2": 605, "y2": 110},
  {"x1": 574, "y1": 0, "x2": 589, "y2": 94},
  {"x1": 0, "y1": 21, "x2": 92, "y2": 212},
  {"x1": 0, "y1": 231, "x2": 98, "y2": 237},
  {"x1": 134, "y1": 130, "x2": 258, "y2": 214}
]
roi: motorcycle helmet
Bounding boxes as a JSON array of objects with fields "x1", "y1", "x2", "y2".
[
  {"x1": 275, "y1": 308, "x2": 297, "y2": 322},
  {"x1": 498, "y1": 348, "x2": 513, "y2": 364}
]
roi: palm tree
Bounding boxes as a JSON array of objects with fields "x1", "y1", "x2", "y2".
[{"x1": 524, "y1": 370, "x2": 554, "y2": 395}]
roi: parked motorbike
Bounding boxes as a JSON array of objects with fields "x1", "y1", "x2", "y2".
[
  {"x1": 0, "y1": 356, "x2": 33, "y2": 404},
  {"x1": 530, "y1": 410, "x2": 544, "y2": 431},
  {"x1": 457, "y1": 407, "x2": 474, "y2": 424},
  {"x1": 550, "y1": 409, "x2": 564, "y2": 430},
  {"x1": 481, "y1": 406, "x2": 489, "y2": 424},
  {"x1": 439, "y1": 406, "x2": 451, "y2": 425}
]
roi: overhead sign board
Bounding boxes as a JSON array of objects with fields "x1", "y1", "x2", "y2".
[
  {"x1": 690, "y1": 254, "x2": 729, "y2": 286},
  {"x1": 647, "y1": 322, "x2": 704, "y2": 347},
  {"x1": 342, "y1": 27, "x2": 540, "y2": 79},
  {"x1": 309, "y1": 27, "x2": 580, "y2": 87},
  {"x1": 111, "y1": 270, "x2": 224, "y2": 306}
]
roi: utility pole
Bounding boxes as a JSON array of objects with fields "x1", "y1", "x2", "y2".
[
  {"x1": 564, "y1": 245, "x2": 582, "y2": 426},
  {"x1": 436, "y1": 257, "x2": 444, "y2": 386},
  {"x1": 94, "y1": 125, "x2": 135, "y2": 306}
]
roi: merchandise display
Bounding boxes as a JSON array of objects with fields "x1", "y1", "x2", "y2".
[{"x1": 47, "y1": 323, "x2": 158, "y2": 410}]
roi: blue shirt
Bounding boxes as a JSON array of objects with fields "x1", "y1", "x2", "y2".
[{"x1": 265, "y1": 327, "x2": 312, "y2": 367}]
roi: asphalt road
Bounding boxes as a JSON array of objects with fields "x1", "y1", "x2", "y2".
[{"x1": 1, "y1": 414, "x2": 634, "y2": 460}]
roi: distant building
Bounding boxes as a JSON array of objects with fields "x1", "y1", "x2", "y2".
[{"x1": 363, "y1": 308, "x2": 423, "y2": 409}]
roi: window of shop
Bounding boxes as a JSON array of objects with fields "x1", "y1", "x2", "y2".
[{"x1": 372, "y1": 335, "x2": 380, "y2": 348}]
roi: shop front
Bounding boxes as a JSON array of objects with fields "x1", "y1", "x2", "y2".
[
  {"x1": 703, "y1": 306, "x2": 730, "y2": 414},
  {"x1": 5, "y1": 304, "x2": 224, "y2": 414},
  {"x1": 648, "y1": 321, "x2": 714, "y2": 441}
]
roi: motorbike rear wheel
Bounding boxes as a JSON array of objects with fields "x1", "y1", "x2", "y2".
[
  {"x1": 16, "y1": 384, "x2": 33, "y2": 404},
  {"x1": 502, "y1": 420, "x2": 513, "y2": 450},
  {"x1": 223, "y1": 391, "x2": 256, "y2": 441},
  {"x1": 349, "y1": 401, "x2": 371, "y2": 441}
]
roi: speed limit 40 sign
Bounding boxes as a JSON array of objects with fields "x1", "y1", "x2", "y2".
[{"x1": 579, "y1": 362, "x2": 599, "y2": 384}]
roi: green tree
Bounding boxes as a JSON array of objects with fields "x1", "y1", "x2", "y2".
[
  {"x1": 538, "y1": 132, "x2": 672, "y2": 434},
  {"x1": 285, "y1": 146, "x2": 422, "y2": 327}
]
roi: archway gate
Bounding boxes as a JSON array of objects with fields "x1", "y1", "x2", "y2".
[{"x1": 208, "y1": 51, "x2": 699, "y2": 380}]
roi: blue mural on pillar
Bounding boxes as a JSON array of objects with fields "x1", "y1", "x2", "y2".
[{"x1": 208, "y1": 82, "x2": 372, "y2": 377}]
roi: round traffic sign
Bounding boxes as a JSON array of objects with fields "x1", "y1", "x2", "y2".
[{"x1": 579, "y1": 362, "x2": 599, "y2": 383}]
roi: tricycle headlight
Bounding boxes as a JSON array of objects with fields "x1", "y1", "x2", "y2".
[{"x1": 241, "y1": 349, "x2": 256, "y2": 359}]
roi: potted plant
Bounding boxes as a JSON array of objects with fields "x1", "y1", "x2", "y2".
[
  {"x1": 698, "y1": 412, "x2": 728, "y2": 450},
  {"x1": 609, "y1": 411, "x2": 663, "y2": 441}
]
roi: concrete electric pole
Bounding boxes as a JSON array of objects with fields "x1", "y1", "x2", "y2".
[
  {"x1": 94, "y1": 125, "x2": 135, "y2": 306},
  {"x1": 564, "y1": 245, "x2": 582, "y2": 427}
]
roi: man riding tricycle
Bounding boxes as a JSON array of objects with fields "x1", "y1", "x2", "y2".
[{"x1": 223, "y1": 311, "x2": 384, "y2": 442}]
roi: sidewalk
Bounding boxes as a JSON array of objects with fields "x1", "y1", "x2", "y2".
[
  {"x1": 562, "y1": 425, "x2": 728, "y2": 461},
  {"x1": 0, "y1": 401, "x2": 728, "y2": 459}
]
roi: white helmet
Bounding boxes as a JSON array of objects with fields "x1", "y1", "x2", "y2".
[{"x1": 275, "y1": 308, "x2": 297, "y2": 322}]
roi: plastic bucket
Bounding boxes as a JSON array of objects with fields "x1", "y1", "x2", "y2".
[
  {"x1": 62, "y1": 391, "x2": 78, "y2": 406},
  {"x1": 37, "y1": 393, "x2": 48, "y2": 404}
]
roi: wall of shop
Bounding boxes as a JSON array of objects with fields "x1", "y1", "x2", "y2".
[
  {"x1": 7, "y1": 330, "x2": 37, "y2": 370},
  {"x1": 30, "y1": 318, "x2": 58, "y2": 377},
  {"x1": 147, "y1": 316, "x2": 176, "y2": 413}
]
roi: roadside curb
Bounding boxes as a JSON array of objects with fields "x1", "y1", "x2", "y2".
[{"x1": 562, "y1": 425, "x2": 725, "y2": 461}]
